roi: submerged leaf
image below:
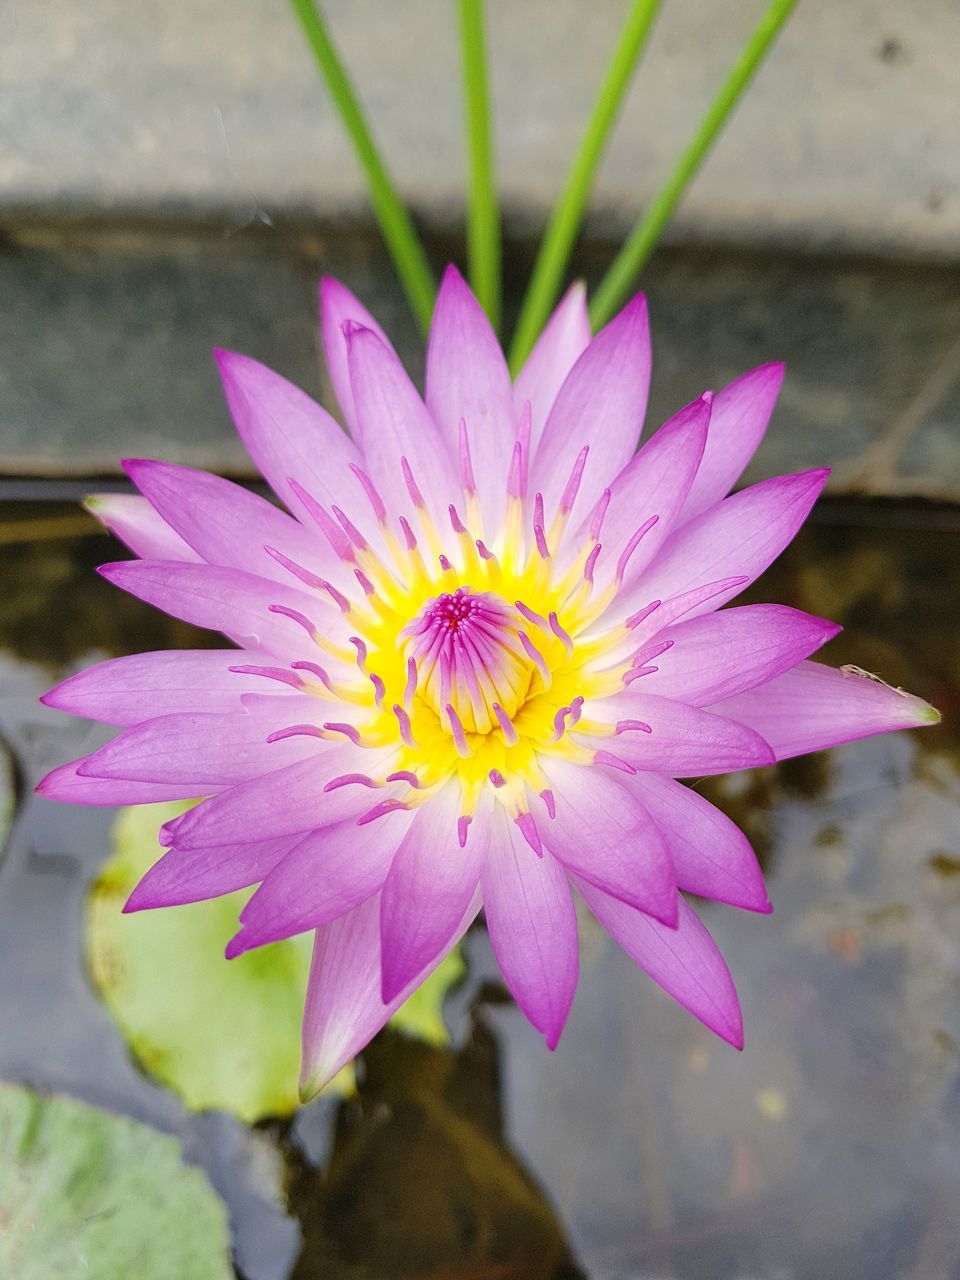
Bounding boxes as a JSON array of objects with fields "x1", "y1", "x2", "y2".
[
  {"x1": 0, "y1": 1083, "x2": 232, "y2": 1279},
  {"x1": 87, "y1": 802, "x2": 463, "y2": 1121}
]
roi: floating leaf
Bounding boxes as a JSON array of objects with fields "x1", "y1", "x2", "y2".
[
  {"x1": 391, "y1": 946, "x2": 465, "y2": 1045},
  {"x1": 0, "y1": 1083, "x2": 232, "y2": 1279},
  {"x1": 88, "y1": 802, "x2": 463, "y2": 1122}
]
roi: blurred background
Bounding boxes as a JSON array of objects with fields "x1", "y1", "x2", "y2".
[{"x1": 1, "y1": 2, "x2": 959, "y2": 1278}]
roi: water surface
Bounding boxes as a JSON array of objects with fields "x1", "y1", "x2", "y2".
[{"x1": 0, "y1": 498, "x2": 957, "y2": 1280}]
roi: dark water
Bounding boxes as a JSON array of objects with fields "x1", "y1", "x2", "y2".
[{"x1": 1, "y1": 498, "x2": 958, "y2": 1280}]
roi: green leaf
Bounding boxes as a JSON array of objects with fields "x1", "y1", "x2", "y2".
[
  {"x1": 287, "y1": 0, "x2": 436, "y2": 334},
  {"x1": 391, "y1": 945, "x2": 465, "y2": 1045},
  {"x1": 88, "y1": 802, "x2": 463, "y2": 1121},
  {"x1": 0, "y1": 1083, "x2": 232, "y2": 1280}
]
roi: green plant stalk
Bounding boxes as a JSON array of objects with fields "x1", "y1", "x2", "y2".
[
  {"x1": 590, "y1": 0, "x2": 798, "y2": 330},
  {"x1": 459, "y1": 0, "x2": 501, "y2": 332},
  {"x1": 508, "y1": 0, "x2": 663, "y2": 372},
  {"x1": 289, "y1": 0, "x2": 436, "y2": 333}
]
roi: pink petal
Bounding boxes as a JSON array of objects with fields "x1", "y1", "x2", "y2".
[
  {"x1": 215, "y1": 350, "x2": 362, "y2": 521},
  {"x1": 582, "y1": 694, "x2": 775, "y2": 776},
  {"x1": 319, "y1": 276, "x2": 394, "y2": 434},
  {"x1": 532, "y1": 292, "x2": 651, "y2": 519},
  {"x1": 123, "y1": 459, "x2": 337, "y2": 584},
  {"x1": 680, "y1": 362, "x2": 785, "y2": 522},
  {"x1": 299, "y1": 888, "x2": 479, "y2": 1099},
  {"x1": 97, "y1": 560, "x2": 344, "y2": 658},
  {"x1": 86, "y1": 494, "x2": 200, "y2": 562},
  {"x1": 227, "y1": 808, "x2": 414, "y2": 956},
  {"x1": 574, "y1": 878, "x2": 744, "y2": 1048},
  {"x1": 36, "y1": 760, "x2": 202, "y2": 805},
  {"x1": 426, "y1": 265, "x2": 517, "y2": 528},
  {"x1": 710, "y1": 659, "x2": 941, "y2": 760},
  {"x1": 538, "y1": 758, "x2": 677, "y2": 924},
  {"x1": 379, "y1": 783, "x2": 485, "y2": 1002},
  {"x1": 630, "y1": 774, "x2": 770, "y2": 913},
  {"x1": 346, "y1": 324, "x2": 459, "y2": 528},
  {"x1": 169, "y1": 747, "x2": 384, "y2": 849},
  {"x1": 125, "y1": 832, "x2": 301, "y2": 910},
  {"x1": 642, "y1": 604, "x2": 841, "y2": 705},
  {"x1": 40, "y1": 651, "x2": 273, "y2": 726},
  {"x1": 513, "y1": 282, "x2": 591, "y2": 454},
  {"x1": 594, "y1": 394, "x2": 710, "y2": 587},
  {"x1": 617, "y1": 469, "x2": 830, "y2": 624},
  {"x1": 481, "y1": 806, "x2": 579, "y2": 1049},
  {"x1": 76, "y1": 703, "x2": 318, "y2": 787}
]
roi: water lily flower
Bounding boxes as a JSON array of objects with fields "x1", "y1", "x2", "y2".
[{"x1": 38, "y1": 266, "x2": 939, "y2": 1098}]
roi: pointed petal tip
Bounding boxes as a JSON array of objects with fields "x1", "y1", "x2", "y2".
[
  {"x1": 440, "y1": 261, "x2": 467, "y2": 287},
  {"x1": 224, "y1": 930, "x2": 248, "y2": 961},
  {"x1": 342, "y1": 318, "x2": 376, "y2": 347},
  {"x1": 212, "y1": 346, "x2": 237, "y2": 370},
  {"x1": 298, "y1": 1062, "x2": 333, "y2": 1104},
  {"x1": 916, "y1": 699, "x2": 942, "y2": 726},
  {"x1": 121, "y1": 888, "x2": 147, "y2": 914},
  {"x1": 544, "y1": 1025, "x2": 563, "y2": 1052}
]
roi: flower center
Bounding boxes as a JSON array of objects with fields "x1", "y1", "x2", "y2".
[{"x1": 403, "y1": 588, "x2": 533, "y2": 733}]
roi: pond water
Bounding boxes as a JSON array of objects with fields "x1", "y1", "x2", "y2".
[{"x1": 0, "y1": 495, "x2": 958, "y2": 1280}]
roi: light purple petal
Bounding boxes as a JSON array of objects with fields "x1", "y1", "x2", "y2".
[
  {"x1": 426, "y1": 265, "x2": 517, "y2": 528},
  {"x1": 574, "y1": 878, "x2": 744, "y2": 1048},
  {"x1": 40, "y1": 651, "x2": 275, "y2": 726},
  {"x1": 347, "y1": 324, "x2": 459, "y2": 529},
  {"x1": 379, "y1": 783, "x2": 485, "y2": 1002},
  {"x1": 76, "y1": 703, "x2": 319, "y2": 787},
  {"x1": 513, "y1": 282, "x2": 591, "y2": 454},
  {"x1": 123, "y1": 459, "x2": 337, "y2": 584},
  {"x1": 680, "y1": 362, "x2": 785, "y2": 522},
  {"x1": 299, "y1": 888, "x2": 479, "y2": 1099},
  {"x1": 97, "y1": 560, "x2": 345, "y2": 658},
  {"x1": 125, "y1": 832, "x2": 301, "y2": 911},
  {"x1": 227, "y1": 807, "x2": 414, "y2": 956},
  {"x1": 532, "y1": 292, "x2": 651, "y2": 519},
  {"x1": 641, "y1": 604, "x2": 841, "y2": 705},
  {"x1": 481, "y1": 805, "x2": 579, "y2": 1049},
  {"x1": 630, "y1": 773, "x2": 770, "y2": 913},
  {"x1": 594, "y1": 394, "x2": 711, "y2": 586},
  {"x1": 710, "y1": 659, "x2": 941, "y2": 760},
  {"x1": 320, "y1": 275, "x2": 394, "y2": 434},
  {"x1": 617, "y1": 469, "x2": 830, "y2": 624},
  {"x1": 582, "y1": 694, "x2": 775, "y2": 777},
  {"x1": 215, "y1": 349, "x2": 362, "y2": 521},
  {"x1": 86, "y1": 494, "x2": 200, "y2": 562},
  {"x1": 168, "y1": 747, "x2": 385, "y2": 849},
  {"x1": 538, "y1": 758, "x2": 677, "y2": 924},
  {"x1": 36, "y1": 760, "x2": 202, "y2": 805}
]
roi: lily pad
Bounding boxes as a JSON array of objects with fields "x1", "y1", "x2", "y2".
[
  {"x1": 88, "y1": 802, "x2": 464, "y2": 1122},
  {"x1": 0, "y1": 1083, "x2": 232, "y2": 1279}
]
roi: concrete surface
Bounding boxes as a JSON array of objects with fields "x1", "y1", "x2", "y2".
[
  {"x1": 3, "y1": 226, "x2": 959, "y2": 500},
  {"x1": 2, "y1": 0, "x2": 959, "y2": 257}
]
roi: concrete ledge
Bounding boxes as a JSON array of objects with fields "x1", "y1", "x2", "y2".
[
  {"x1": 3, "y1": 0, "x2": 959, "y2": 259},
  {"x1": 3, "y1": 226, "x2": 959, "y2": 500}
]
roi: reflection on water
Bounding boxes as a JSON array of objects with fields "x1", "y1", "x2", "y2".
[{"x1": 0, "y1": 499, "x2": 957, "y2": 1279}]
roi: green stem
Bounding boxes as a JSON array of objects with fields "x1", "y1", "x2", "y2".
[
  {"x1": 459, "y1": 0, "x2": 501, "y2": 332},
  {"x1": 590, "y1": 0, "x2": 798, "y2": 330},
  {"x1": 508, "y1": 0, "x2": 663, "y2": 372},
  {"x1": 289, "y1": 0, "x2": 436, "y2": 334}
]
